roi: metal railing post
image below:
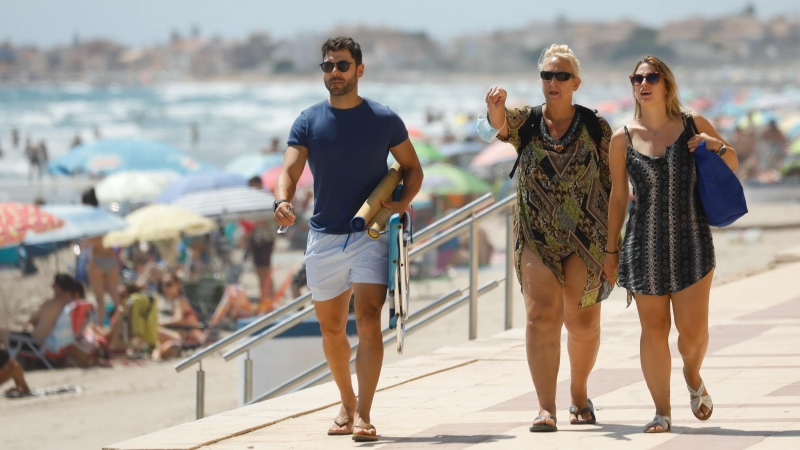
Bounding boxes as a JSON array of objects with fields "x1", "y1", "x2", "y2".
[
  {"x1": 244, "y1": 351, "x2": 253, "y2": 404},
  {"x1": 196, "y1": 361, "x2": 205, "y2": 420},
  {"x1": 505, "y1": 210, "x2": 515, "y2": 330},
  {"x1": 468, "y1": 211, "x2": 479, "y2": 340}
]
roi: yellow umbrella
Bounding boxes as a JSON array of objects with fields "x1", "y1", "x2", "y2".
[{"x1": 103, "y1": 204, "x2": 216, "y2": 247}]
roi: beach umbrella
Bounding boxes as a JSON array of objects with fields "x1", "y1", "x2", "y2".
[
  {"x1": 171, "y1": 187, "x2": 275, "y2": 221},
  {"x1": 0, "y1": 202, "x2": 64, "y2": 248},
  {"x1": 224, "y1": 153, "x2": 285, "y2": 178},
  {"x1": 260, "y1": 165, "x2": 313, "y2": 192},
  {"x1": 156, "y1": 171, "x2": 247, "y2": 203},
  {"x1": 388, "y1": 140, "x2": 444, "y2": 166},
  {"x1": 49, "y1": 139, "x2": 211, "y2": 176},
  {"x1": 791, "y1": 138, "x2": 800, "y2": 155},
  {"x1": 420, "y1": 163, "x2": 491, "y2": 195},
  {"x1": 23, "y1": 205, "x2": 128, "y2": 245},
  {"x1": 439, "y1": 141, "x2": 486, "y2": 158},
  {"x1": 470, "y1": 140, "x2": 517, "y2": 168},
  {"x1": 102, "y1": 204, "x2": 216, "y2": 248},
  {"x1": 95, "y1": 170, "x2": 179, "y2": 203}
]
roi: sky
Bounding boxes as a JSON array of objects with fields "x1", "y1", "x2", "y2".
[{"x1": 1, "y1": 0, "x2": 798, "y2": 47}]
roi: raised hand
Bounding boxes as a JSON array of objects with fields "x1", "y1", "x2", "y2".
[{"x1": 485, "y1": 86, "x2": 507, "y2": 111}]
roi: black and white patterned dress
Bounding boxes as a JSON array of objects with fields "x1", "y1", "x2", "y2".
[{"x1": 618, "y1": 115, "x2": 715, "y2": 305}]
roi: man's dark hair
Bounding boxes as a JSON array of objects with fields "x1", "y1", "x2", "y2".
[
  {"x1": 81, "y1": 187, "x2": 99, "y2": 207},
  {"x1": 321, "y1": 37, "x2": 362, "y2": 66},
  {"x1": 0, "y1": 345, "x2": 10, "y2": 368},
  {"x1": 54, "y1": 273, "x2": 76, "y2": 293}
]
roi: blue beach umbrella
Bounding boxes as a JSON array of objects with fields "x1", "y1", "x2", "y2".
[
  {"x1": 23, "y1": 204, "x2": 128, "y2": 245},
  {"x1": 49, "y1": 139, "x2": 212, "y2": 176},
  {"x1": 224, "y1": 153, "x2": 285, "y2": 178},
  {"x1": 439, "y1": 141, "x2": 486, "y2": 157},
  {"x1": 156, "y1": 171, "x2": 247, "y2": 203}
]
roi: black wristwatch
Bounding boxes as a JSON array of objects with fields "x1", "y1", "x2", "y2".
[
  {"x1": 713, "y1": 144, "x2": 727, "y2": 157},
  {"x1": 273, "y1": 200, "x2": 289, "y2": 211}
]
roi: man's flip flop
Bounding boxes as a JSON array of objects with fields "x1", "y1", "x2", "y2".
[
  {"x1": 352, "y1": 424, "x2": 379, "y2": 442},
  {"x1": 529, "y1": 414, "x2": 557, "y2": 432},
  {"x1": 327, "y1": 416, "x2": 353, "y2": 436},
  {"x1": 569, "y1": 399, "x2": 597, "y2": 425}
]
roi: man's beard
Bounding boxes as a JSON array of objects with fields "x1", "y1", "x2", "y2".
[{"x1": 324, "y1": 75, "x2": 357, "y2": 96}]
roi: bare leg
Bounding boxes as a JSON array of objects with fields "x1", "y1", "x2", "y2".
[
  {"x1": 87, "y1": 263, "x2": 106, "y2": 326},
  {"x1": 350, "y1": 282, "x2": 386, "y2": 436},
  {"x1": 520, "y1": 244, "x2": 564, "y2": 428},
  {"x1": 561, "y1": 254, "x2": 600, "y2": 423},
  {"x1": 672, "y1": 270, "x2": 714, "y2": 419},
  {"x1": 256, "y1": 266, "x2": 273, "y2": 306},
  {"x1": 103, "y1": 268, "x2": 121, "y2": 306},
  {"x1": 313, "y1": 289, "x2": 358, "y2": 432},
  {"x1": 635, "y1": 293, "x2": 672, "y2": 432}
]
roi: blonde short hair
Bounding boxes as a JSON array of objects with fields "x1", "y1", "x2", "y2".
[{"x1": 538, "y1": 44, "x2": 581, "y2": 78}]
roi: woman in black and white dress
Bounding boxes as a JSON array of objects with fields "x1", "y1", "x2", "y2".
[{"x1": 604, "y1": 55, "x2": 738, "y2": 433}]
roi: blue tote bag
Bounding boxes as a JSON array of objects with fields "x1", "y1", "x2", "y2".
[{"x1": 688, "y1": 117, "x2": 748, "y2": 227}]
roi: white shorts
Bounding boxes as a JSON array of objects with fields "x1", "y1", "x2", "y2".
[{"x1": 304, "y1": 230, "x2": 389, "y2": 301}]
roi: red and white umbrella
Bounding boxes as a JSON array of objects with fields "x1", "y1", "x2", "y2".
[
  {"x1": 0, "y1": 202, "x2": 64, "y2": 247},
  {"x1": 470, "y1": 140, "x2": 517, "y2": 168}
]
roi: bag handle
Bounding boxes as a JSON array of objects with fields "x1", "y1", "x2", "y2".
[{"x1": 685, "y1": 113, "x2": 700, "y2": 136}]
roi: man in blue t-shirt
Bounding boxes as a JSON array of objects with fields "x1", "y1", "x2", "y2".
[{"x1": 273, "y1": 36, "x2": 423, "y2": 442}]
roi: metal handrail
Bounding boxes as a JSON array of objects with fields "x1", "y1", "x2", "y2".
[
  {"x1": 281, "y1": 278, "x2": 503, "y2": 397},
  {"x1": 412, "y1": 193, "x2": 494, "y2": 241},
  {"x1": 249, "y1": 287, "x2": 465, "y2": 402},
  {"x1": 174, "y1": 292, "x2": 312, "y2": 373},
  {"x1": 181, "y1": 191, "x2": 516, "y2": 419},
  {"x1": 220, "y1": 195, "x2": 513, "y2": 363},
  {"x1": 222, "y1": 305, "x2": 317, "y2": 361},
  {"x1": 409, "y1": 194, "x2": 515, "y2": 260}
]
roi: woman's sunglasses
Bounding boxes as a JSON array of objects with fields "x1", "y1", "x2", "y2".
[
  {"x1": 540, "y1": 71, "x2": 573, "y2": 82},
  {"x1": 629, "y1": 73, "x2": 661, "y2": 86},
  {"x1": 319, "y1": 61, "x2": 353, "y2": 73}
]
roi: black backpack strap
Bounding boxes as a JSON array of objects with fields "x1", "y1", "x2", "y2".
[
  {"x1": 509, "y1": 105, "x2": 543, "y2": 179},
  {"x1": 574, "y1": 104, "x2": 604, "y2": 149}
]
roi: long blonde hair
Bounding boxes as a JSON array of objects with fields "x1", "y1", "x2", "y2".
[
  {"x1": 631, "y1": 55, "x2": 684, "y2": 122},
  {"x1": 538, "y1": 44, "x2": 581, "y2": 78}
]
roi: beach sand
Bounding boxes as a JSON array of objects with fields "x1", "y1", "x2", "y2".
[{"x1": 1, "y1": 210, "x2": 800, "y2": 450}]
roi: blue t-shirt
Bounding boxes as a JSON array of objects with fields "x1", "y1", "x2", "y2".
[{"x1": 287, "y1": 98, "x2": 408, "y2": 234}]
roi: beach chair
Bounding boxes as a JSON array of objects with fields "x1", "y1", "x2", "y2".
[
  {"x1": 387, "y1": 185, "x2": 412, "y2": 354},
  {"x1": 9, "y1": 300, "x2": 96, "y2": 369}
]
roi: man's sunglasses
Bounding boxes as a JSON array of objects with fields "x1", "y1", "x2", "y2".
[
  {"x1": 540, "y1": 71, "x2": 574, "y2": 82},
  {"x1": 319, "y1": 61, "x2": 353, "y2": 73},
  {"x1": 629, "y1": 73, "x2": 661, "y2": 86}
]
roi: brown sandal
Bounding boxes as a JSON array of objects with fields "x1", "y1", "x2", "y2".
[
  {"x1": 327, "y1": 416, "x2": 353, "y2": 436},
  {"x1": 352, "y1": 424, "x2": 379, "y2": 442}
]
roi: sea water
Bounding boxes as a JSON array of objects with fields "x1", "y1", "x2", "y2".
[{"x1": 0, "y1": 80, "x2": 632, "y2": 178}]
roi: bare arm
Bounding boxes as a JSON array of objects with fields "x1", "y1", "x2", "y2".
[
  {"x1": 273, "y1": 145, "x2": 309, "y2": 227},
  {"x1": 382, "y1": 139, "x2": 424, "y2": 213},
  {"x1": 160, "y1": 299, "x2": 184, "y2": 327},
  {"x1": 485, "y1": 86, "x2": 509, "y2": 140},
  {"x1": 687, "y1": 112, "x2": 739, "y2": 172},
  {"x1": 604, "y1": 129, "x2": 630, "y2": 285}
]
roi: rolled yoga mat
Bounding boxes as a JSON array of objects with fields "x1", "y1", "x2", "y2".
[
  {"x1": 350, "y1": 161, "x2": 403, "y2": 232},
  {"x1": 366, "y1": 185, "x2": 403, "y2": 239}
]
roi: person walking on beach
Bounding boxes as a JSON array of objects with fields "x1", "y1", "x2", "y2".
[
  {"x1": 25, "y1": 138, "x2": 42, "y2": 181},
  {"x1": 480, "y1": 44, "x2": 614, "y2": 432},
  {"x1": 81, "y1": 188, "x2": 122, "y2": 325},
  {"x1": 605, "y1": 55, "x2": 738, "y2": 433},
  {"x1": 274, "y1": 36, "x2": 423, "y2": 442}
]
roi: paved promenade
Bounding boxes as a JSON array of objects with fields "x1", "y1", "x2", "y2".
[{"x1": 107, "y1": 259, "x2": 800, "y2": 450}]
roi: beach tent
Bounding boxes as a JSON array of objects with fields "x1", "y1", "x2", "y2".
[{"x1": 49, "y1": 139, "x2": 212, "y2": 176}]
